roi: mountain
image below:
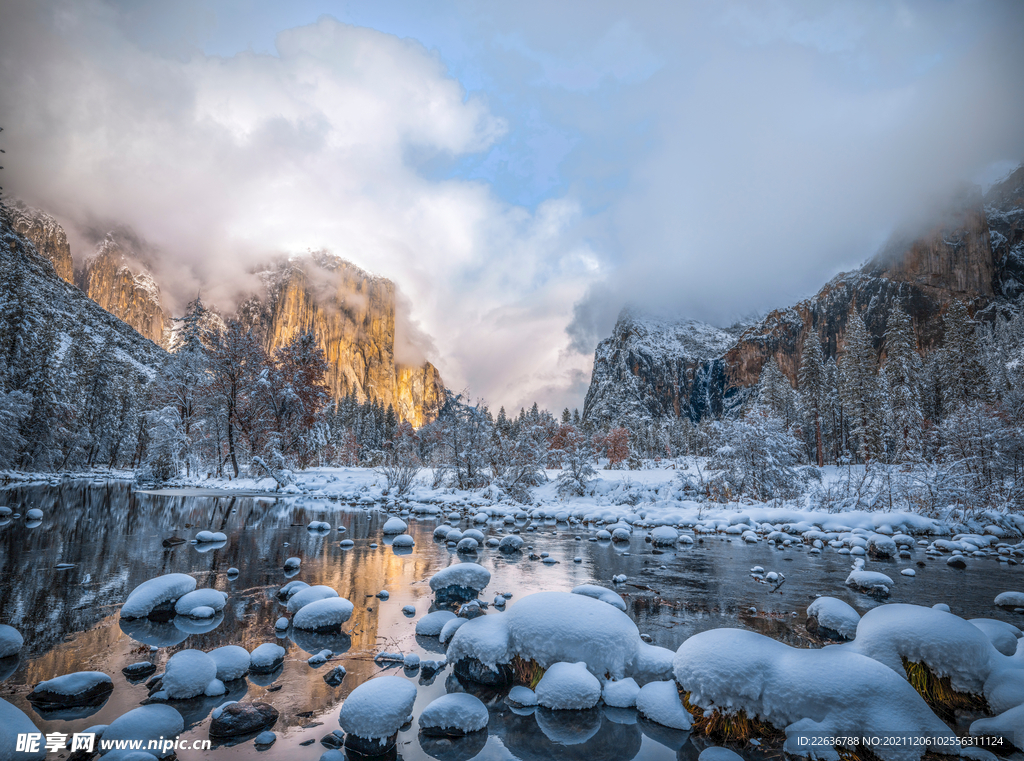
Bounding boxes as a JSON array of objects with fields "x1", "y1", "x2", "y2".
[
  {"x1": 583, "y1": 167, "x2": 1024, "y2": 425},
  {"x1": 77, "y1": 232, "x2": 169, "y2": 347},
  {"x1": 0, "y1": 207, "x2": 166, "y2": 381},
  {"x1": 253, "y1": 253, "x2": 445, "y2": 427},
  {"x1": 582, "y1": 311, "x2": 740, "y2": 427},
  {"x1": 8, "y1": 202, "x2": 74, "y2": 283}
]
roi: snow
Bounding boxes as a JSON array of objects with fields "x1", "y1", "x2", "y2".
[
  {"x1": 392, "y1": 534, "x2": 414, "y2": 547},
  {"x1": 278, "y1": 580, "x2": 308, "y2": 599},
  {"x1": 447, "y1": 591, "x2": 669, "y2": 682},
  {"x1": 250, "y1": 643, "x2": 286, "y2": 672},
  {"x1": 162, "y1": 649, "x2": 217, "y2": 699},
  {"x1": 674, "y1": 628, "x2": 957, "y2": 761},
  {"x1": 0, "y1": 698, "x2": 47, "y2": 760},
  {"x1": 25, "y1": 508, "x2": 42, "y2": 520},
  {"x1": 699, "y1": 749, "x2": 744, "y2": 761},
  {"x1": 284, "y1": 557, "x2": 301, "y2": 570},
  {"x1": 571, "y1": 584, "x2": 627, "y2": 611},
  {"x1": 970, "y1": 619, "x2": 1024, "y2": 656},
  {"x1": 650, "y1": 526, "x2": 679, "y2": 546},
  {"x1": 418, "y1": 693, "x2": 489, "y2": 734},
  {"x1": 208, "y1": 646, "x2": 251, "y2": 681},
  {"x1": 381, "y1": 517, "x2": 408, "y2": 534},
  {"x1": 807, "y1": 597, "x2": 860, "y2": 640},
  {"x1": 101, "y1": 705, "x2": 184, "y2": 758},
  {"x1": 195, "y1": 530, "x2": 227, "y2": 543},
  {"x1": 337, "y1": 676, "x2": 417, "y2": 741},
  {"x1": 293, "y1": 597, "x2": 354, "y2": 631},
  {"x1": 845, "y1": 569, "x2": 894, "y2": 594},
  {"x1": 429, "y1": 563, "x2": 491, "y2": 598},
  {"x1": 995, "y1": 591, "x2": 1024, "y2": 608},
  {"x1": 535, "y1": 661, "x2": 602, "y2": 710},
  {"x1": 0, "y1": 625, "x2": 22, "y2": 658},
  {"x1": 173, "y1": 588, "x2": 227, "y2": 617},
  {"x1": 31, "y1": 670, "x2": 111, "y2": 697},
  {"x1": 602, "y1": 677, "x2": 640, "y2": 708},
  {"x1": 121, "y1": 573, "x2": 196, "y2": 619},
  {"x1": 498, "y1": 535, "x2": 524, "y2": 552},
  {"x1": 507, "y1": 686, "x2": 538, "y2": 707},
  {"x1": 635, "y1": 680, "x2": 691, "y2": 730},
  {"x1": 286, "y1": 585, "x2": 339, "y2": 613},
  {"x1": 439, "y1": 617, "x2": 468, "y2": 644},
  {"x1": 416, "y1": 611, "x2": 457, "y2": 637}
]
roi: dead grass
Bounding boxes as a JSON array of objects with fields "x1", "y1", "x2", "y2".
[
  {"x1": 510, "y1": 656, "x2": 545, "y2": 689},
  {"x1": 901, "y1": 658, "x2": 987, "y2": 716}
]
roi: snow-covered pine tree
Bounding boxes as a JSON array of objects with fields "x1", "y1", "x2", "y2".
[
  {"x1": 759, "y1": 356, "x2": 796, "y2": 426},
  {"x1": 940, "y1": 300, "x2": 992, "y2": 414},
  {"x1": 839, "y1": 311, "x2": 884, "y2": 463},
  {"x1": 797, "y1": 332, "x2": 827, "y2": 466},
  {"x1": 883, "y1": 303, "x2": 923, "y2": 462}
]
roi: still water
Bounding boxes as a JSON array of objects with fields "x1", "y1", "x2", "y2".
[{"x1": 0, "y1": 481, "x2": 1021, "y2": 760}]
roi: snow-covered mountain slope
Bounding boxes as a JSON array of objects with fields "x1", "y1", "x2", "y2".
[
  {"x1": 0, "y1": 205, "x2": 166, "y2": 379},
  {"x1": 582, "y1": 310, "x2": 743, "y2": 426},
  {"x1": 583, "y1": 163, "x2": 1024, "y2": 426}
]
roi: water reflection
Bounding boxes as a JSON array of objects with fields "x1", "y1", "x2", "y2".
[{"x1": 2, "y1": 481, "x2": 1024, "y2": 760}]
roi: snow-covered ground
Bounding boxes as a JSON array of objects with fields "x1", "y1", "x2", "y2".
[{"x1": 157, "y1": 462, "x2": 1024, "y2": 538}]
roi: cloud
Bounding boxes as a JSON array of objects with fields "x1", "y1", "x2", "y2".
[{"x1": 2, "y1": 0, "x2": 1024, "y2": 416}]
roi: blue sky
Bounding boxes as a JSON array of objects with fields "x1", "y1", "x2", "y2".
[{"x1": 4, "y1": 1, "x2": 1024, "y2": 410}]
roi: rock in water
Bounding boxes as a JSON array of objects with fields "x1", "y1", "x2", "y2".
[
  {"x1": 0, "y1": 625, "x2": 23, "y2": 658},
  {"x1": 27, "y1": 671, "x2": 113, "y2": 708},
  {"x1": 339, "y1": 676, "x2": 417, "y2": 755},
  {"x1": 209, "y1": 702, "x2": 279, "y2": 739},
  {"x1": 121, "y1": 574, "x2": 197, "y2": 619},
  {"x1": 418, "y1": 693, "x2": 488, "y2": 736}
]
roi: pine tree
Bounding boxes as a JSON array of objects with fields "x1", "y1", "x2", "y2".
[
  {"x1": 940, "y1": 300, "x2": 992, "y2": 414},
  {"x1": 759, "y1": 357, "x2": 796, "y2": 426},
  {"x1": 797, "y1": 333, "x2": 827, "y2": 466},
  {"x1": 840, "y1": 311, "x2": 883, "y2": 462},
  {"x1": 883, "y1": 304, "x2": 924, "y2": 462}
]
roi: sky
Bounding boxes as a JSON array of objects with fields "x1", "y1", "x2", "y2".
[{"x1": 2, "y1": 0, "x2": 1024, "y2": 413}]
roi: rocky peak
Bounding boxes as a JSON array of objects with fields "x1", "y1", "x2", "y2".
[
  {"x1": 257, "y1": 253, "x2": 443, "y2": 427},
  {"x1": 8, "y1": 201, "x2": 74, "y2": 283},
  {"x1": 78, "y1": 232, "x2": 169, "y2": 347}
]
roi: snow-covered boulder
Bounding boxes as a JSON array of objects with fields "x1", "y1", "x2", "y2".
[
  {"x1": 27, "y1": 671, "x2": 113, "y2": 708},
  {"x1": 162, "y1": 649, "x2": 217, "y2": 700},
  {"x1": 456, "y1": 537, "x2": 479, "y2": 553},
  {"x1": 970, "y1": 619, "x2": 1024, "y2": 657},
  {"x1": 498, "y1": 535, "x2": 524, "y2": 553},
  {"x1": 338, "y1": 676, "x2": 417, "y2": 754},
  {"x1": 173, "y1": 589, "x2": 227, "y2": 617},
  {"x1": 995, "y1": 591, "x2": 1024, "y2": 609},
  {"x1": 418, "y1": 693, "x2": 488, "y2": 736},
  {"x1": 0, "y1": 624, "x2": 23, "y2": 658},
  {"x1": 392, "y1": 534, "x2": 414, "y2": 548},
  {"x1": 250, "y1": 643, "x2": 286, "y2": 673},
  {"x1": 806, "y1": 597, "x2": 860, "y2": 641},
  {"x1": 416, "y1": 610, "x2": 457, "y2": 637},
  {"x1": 286, "y1": 585, "x2": 339, "y2": 613},
  {"x1": 439, "y1": 617, "x2": 468, "y2": 644},
  {"x1": 699, "y1": 749, "x2": 743, "y2": 761},
  {"x1": 102, "y1": 705, "x2": 184, "y2": 758},
  {"x1": 674, "y1": 628, "x2": 957, "y2": 761},
  {"x1": 845, "y1": 569, "x2": 894, "y2": 595},
  {"x1": 121, "y1": 574, "x2": 196, "y2": 619},
  {"x1": 429, "y1": 563, "x2": 491, "y2": 603},
  {"x1": 293, "y1": 597, "x2": 354, "y2": 631},
  {"x1": 0, "y1": 698, "x2": 47, "y2": 760},
  {"x1": 602, "y1": 677, "x2": 640, "y2": 708},
  {"x1": 447, "y1": 591, "x2": 670, "y2": 683},
  {"x1": 635, "y1": 680, "x2": 690, "y2": 730},
  {"x1": 381, "y1": 517, "x2": 408, "y2": 534},
  {"x1": 535, "y1": 662, "x2": 602, "y2": 710},
  {"x1": 208, "y1": 646, "x2": 251, "y2": 682},
  {"x1": 650, "y1": 526, "x2": 679, "y2": 546},
  {"x1": 278, "y1": 580, "x2": 309, "y2": 600},
  {"x1": 195, "y1": 530, "x2": 227, "y2": 543},
  {"x1": 571, "y1": 584, "x2": 627, "y2": 611},
  {"x1": 506, "y1": 686, "x2": 538, "y2": 707}
]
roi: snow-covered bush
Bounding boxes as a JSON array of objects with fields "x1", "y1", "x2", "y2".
[{"x1": 706, "y1": 409, "x2": 805, "y2": 502}]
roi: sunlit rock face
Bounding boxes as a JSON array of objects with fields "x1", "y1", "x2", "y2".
[
  {"x1": 260, "y1": 253, "x2": 444, "y2": 426},
  {"x1": 78, "y1": 232, "x2": 168, "y2": 347},
  {"x1": 584, "y1": 170, "x2": 1024, "y2": 425},
  {"x1": 9, "y1": 202, "x2": 74, "y2": 284}
]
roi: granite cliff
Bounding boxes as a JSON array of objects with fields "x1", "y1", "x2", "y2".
[{"x1": 584, "y1": 168, "x2": 1024, "y2": 425}]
